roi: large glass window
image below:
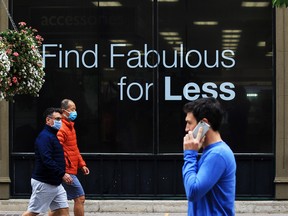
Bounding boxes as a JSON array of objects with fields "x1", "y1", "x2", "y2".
[
  {"x1": 158, "y1": 0, "x2": 273, "y2": 153},
  {"x1": 12, "y1": 0, "x2": 154, "y2": 153},
  {"x1": 12, "y1": 0, "x2": 273, "y2": 154}
]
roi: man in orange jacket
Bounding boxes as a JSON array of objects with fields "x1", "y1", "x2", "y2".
[{"x1": 57, "y1": 99, "x2": 90, "y2": 216}]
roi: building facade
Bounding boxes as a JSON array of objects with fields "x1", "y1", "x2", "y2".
[{"x1": 1, "y1": 0, "x2": 288, "y2": 200}]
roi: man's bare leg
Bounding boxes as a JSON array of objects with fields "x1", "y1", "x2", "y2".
[
  {"x1": 22, "y1": 211, "x2": 38, "y2": 216},
  {"x1": 73, "y1": 196, "x2": 85, "y2": 216},
  {"x1": 48, "y1": 207, "x2": 69, "y2": 216}
]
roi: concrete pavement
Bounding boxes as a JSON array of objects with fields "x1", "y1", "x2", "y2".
[
  {"x1": 1, "y1": 212, "x2": 288, "y2": 216},
  {"x1": 1, "y1": 200, "x2": 288, "y2": 215}
]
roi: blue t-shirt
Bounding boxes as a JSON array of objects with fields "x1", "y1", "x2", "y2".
[{"x1": 182, "y1": 141, "x2": 236, "y2": 216}]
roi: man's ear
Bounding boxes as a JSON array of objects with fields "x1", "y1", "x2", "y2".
[
  {"x1": 46, "y1": 116, "x2": 52, "y2": 125},
  {"x1": 202, "y1": 118, "x2": 209, "y2": 124}
]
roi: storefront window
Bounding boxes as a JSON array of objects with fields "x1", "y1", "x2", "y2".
[
  {"x1": 158, "y1": 0, "x2": 273, "y2": 153},
  {"x1": 12, "y1": 0, "x2": 273, "y2": 154},
  {"x1": 12, "y1": 0, "x2": 154, "y2": 153}
]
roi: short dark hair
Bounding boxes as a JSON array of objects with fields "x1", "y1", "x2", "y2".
[
  {"x1": 183, "y1": 97, "x2": 224, "y2": 131},
  {"x1": 43, "y1": 107, "x2": 62, "y2": 120}
]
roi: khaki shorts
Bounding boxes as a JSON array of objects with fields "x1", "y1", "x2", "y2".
[{"x1": 27, "y1": 178, "x2": 69, "y2": 214}]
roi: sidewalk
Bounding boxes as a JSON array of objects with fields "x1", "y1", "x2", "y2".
[
  {"x1": 1, "y1": 200, "x2": 288, "y2": 215},
  {"x1": 0, "y1": 213, "x2": 288, "y2": 216}
]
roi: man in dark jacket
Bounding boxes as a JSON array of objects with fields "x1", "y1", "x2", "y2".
[{"x1": 22, "y1": 108, "x2": 73, "y2": 216}]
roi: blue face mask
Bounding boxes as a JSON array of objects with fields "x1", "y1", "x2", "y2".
[
  {"x1": 52, "y1": 119, "x2": 62, "y2": 130},
  {"x1": 67, "y1": 111, "x2": 77, "y2": 121}
]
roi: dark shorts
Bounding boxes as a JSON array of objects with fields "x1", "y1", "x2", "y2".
[{"x1": 62, "y1": 174, "x2": 85, "y2": 200}]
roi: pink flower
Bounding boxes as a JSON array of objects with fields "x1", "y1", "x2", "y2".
[
  {"x1": 18, "y1": 22, "x2": 26, "y2": 27},
  {"x1": 6, "y1": 49, "x2": 12, "y2": 54},
  {"x1": 12, "y1": 77, "x2": 18, "y2": 84},
  {"x1": 13, "y1": 52, "x2": 19, "y2": 57},
  {"x1": 35, "y1": 35, "x2": 42, "y2": 40}
]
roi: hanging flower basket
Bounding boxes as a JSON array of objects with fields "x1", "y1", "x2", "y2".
[
  {"x1": 0, "y1": 38, "x2": 11, "y2": 100},
  {"x1": 0, "y1": 22, "x2": 45, "y2": 101}
]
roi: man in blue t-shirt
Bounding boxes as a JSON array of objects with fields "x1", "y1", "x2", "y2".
[{"x1": 182, "y1": 97, "x2": 236, "y2": 216}]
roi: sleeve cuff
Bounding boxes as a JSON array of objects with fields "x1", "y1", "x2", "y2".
[{"x1": 184, "y1": 150, "x2": 198, "y2": 157}]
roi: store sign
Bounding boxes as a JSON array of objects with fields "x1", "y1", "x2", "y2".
[
  {"x1": 32, "y1": 8, "x2": 134, "y2": 33},
  {"x1": 42, "y1": 43, "x2": 236, "y2": 101}
]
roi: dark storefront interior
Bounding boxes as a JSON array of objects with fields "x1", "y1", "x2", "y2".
[{"x1": 10, "y1": 0, "x2": 274, "y2": 199}]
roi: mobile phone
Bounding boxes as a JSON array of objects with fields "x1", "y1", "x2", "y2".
[{"x1": 192, "y1": 120, "x2": 210, "y2": 139}]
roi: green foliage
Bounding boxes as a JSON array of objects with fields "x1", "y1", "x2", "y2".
[{"x1": 272, "y1": 0, "x2": 288, "y2": 7}]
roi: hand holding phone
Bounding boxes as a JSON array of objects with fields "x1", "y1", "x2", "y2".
[
  {"x1": 183, "y1": 120, "x2": 210, "y2": 151},
  {"x1": 192, "y1": 120, "x2": 210, "y2": 139}
]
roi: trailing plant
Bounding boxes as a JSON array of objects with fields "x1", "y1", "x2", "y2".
[{"x1": 272, "y1": 0, "x2": 288, "y2": 7}]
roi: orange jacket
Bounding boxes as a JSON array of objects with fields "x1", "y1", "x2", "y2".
[{"x1": 57, "y1": 118, "x2": 86, "y2": 175}]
